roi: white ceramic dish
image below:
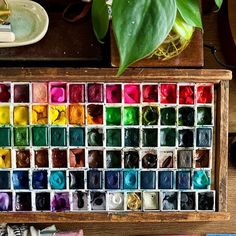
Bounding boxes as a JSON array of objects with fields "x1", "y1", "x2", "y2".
[{"x1": 0, "y1": 0, "x2": 49, "y2": 48}]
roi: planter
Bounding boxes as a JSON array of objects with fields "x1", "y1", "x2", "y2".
[{"x1": 111, "y1": 28, "x2": 203, "y2": 68}]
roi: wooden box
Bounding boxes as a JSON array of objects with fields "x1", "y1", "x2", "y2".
[
  {"x1": 111, "y1": 29, "x2": 204, "y2": 68},
  {"x1": 0, "y1": 68, "x2": 231, "y2": 223}
]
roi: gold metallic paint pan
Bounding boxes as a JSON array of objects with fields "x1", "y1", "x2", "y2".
[{"x1": 0, "y1": 0, "x2": 10, "y2": 24}]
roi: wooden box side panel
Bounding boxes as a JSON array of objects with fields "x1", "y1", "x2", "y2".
[
  {"x1": 215, "y1": 80, "x2": 229, "y2": 212},
  {"x1": 0, "y1": 212, "x2": 230, "y2": 223},
  {"x1": 0, "y1": 68, "x2": 232, "y2": 83}
]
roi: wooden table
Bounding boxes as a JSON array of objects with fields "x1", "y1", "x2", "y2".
[{"x1": 2, "y1": 2, "x2": 236, "y2": 235}]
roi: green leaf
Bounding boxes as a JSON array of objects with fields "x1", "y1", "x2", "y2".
[
  {"x1": 173, "y1": 14, "x2": 194, "y2": 41},
  {"x1": 176, "y1": 0, "x2": 202, "y2": 30},
  {"x1": 112, "y1": 0, "x2": 177, "y2": 75},
  {"x1": 215, "y1": 0, "x2": 223, "y2": 9},
  {"x1": 92, "y1": 0, "x2": 109, "y2": 43}
]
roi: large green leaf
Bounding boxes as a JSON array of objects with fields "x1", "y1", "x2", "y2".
[
  {"x1": 112, "y1": 0, "x2": 177, "y2": 75},
  {"x1": 92, "y1": 0, "x2": 109, "y2": 43},
  {"x1": 176, "y1": 0, "x2": 202, "y2": 30},
  {"x1": 215, "y1": 0, "x2": 223, "y2": 8}
]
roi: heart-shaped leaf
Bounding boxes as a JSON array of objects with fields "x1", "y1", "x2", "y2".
[
  {"x1": 112, "y1": 0, "x2": 177, "y2": 75},
  {"x1": 215, "y1": 0, "x2": 223, "y2": 9},
  {"x1": 176, "y1": 0, "x2": 202, "y2": 30},
  {"x1": 92, "y1": 0, "x2": 109, "y2": 43}
]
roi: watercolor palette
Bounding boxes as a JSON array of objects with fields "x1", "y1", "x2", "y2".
[{"x1": 0, "y1": 81, "x2": 217, "y2": 212}]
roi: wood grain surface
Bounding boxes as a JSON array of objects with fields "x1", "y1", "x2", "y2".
[
  {"x1": 229, "y1": 78, "x2": 236, "y2": 132},
  {"x1": 0, "y1": 212, "x2": 230, "y2": 224},
  {"x1": 215, "y1": 81, "x2": 229, "y2": 212},
  {"x1": 0, "y1": 68, "x2": 231, "y2": 82}
]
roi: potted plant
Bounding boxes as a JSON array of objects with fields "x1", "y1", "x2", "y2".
[{"x1": 92, "y1": 0, "x2": 223, "y2": 75}]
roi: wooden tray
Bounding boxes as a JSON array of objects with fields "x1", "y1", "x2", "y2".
[
  {"x1": 111, "y1": 29, "x2": 204, "y2": 68},
  {"x1": 0, "y1": 68, "x2": 231, "y2": 223}
]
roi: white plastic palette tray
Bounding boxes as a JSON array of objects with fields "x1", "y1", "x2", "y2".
[{"x1": 0, "y1": 81, "x2": 215, "y2": 212}]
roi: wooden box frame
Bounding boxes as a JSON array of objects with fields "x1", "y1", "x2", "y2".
[{"x1": 0, "y1": 68, "x2": 231, "y2": 223}]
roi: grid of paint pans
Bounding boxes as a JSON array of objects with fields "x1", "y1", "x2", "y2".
[{"x1": 0, "y1": 82, "x2": 215, "y2": 212}]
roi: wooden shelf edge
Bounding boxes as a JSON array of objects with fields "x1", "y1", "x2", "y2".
[
  {"x1": 0, "y1": 212, "x2": 230, "y2": 223},
  {"x1": 0, "y1": 68, "x2": 232, "y2": 82}
]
